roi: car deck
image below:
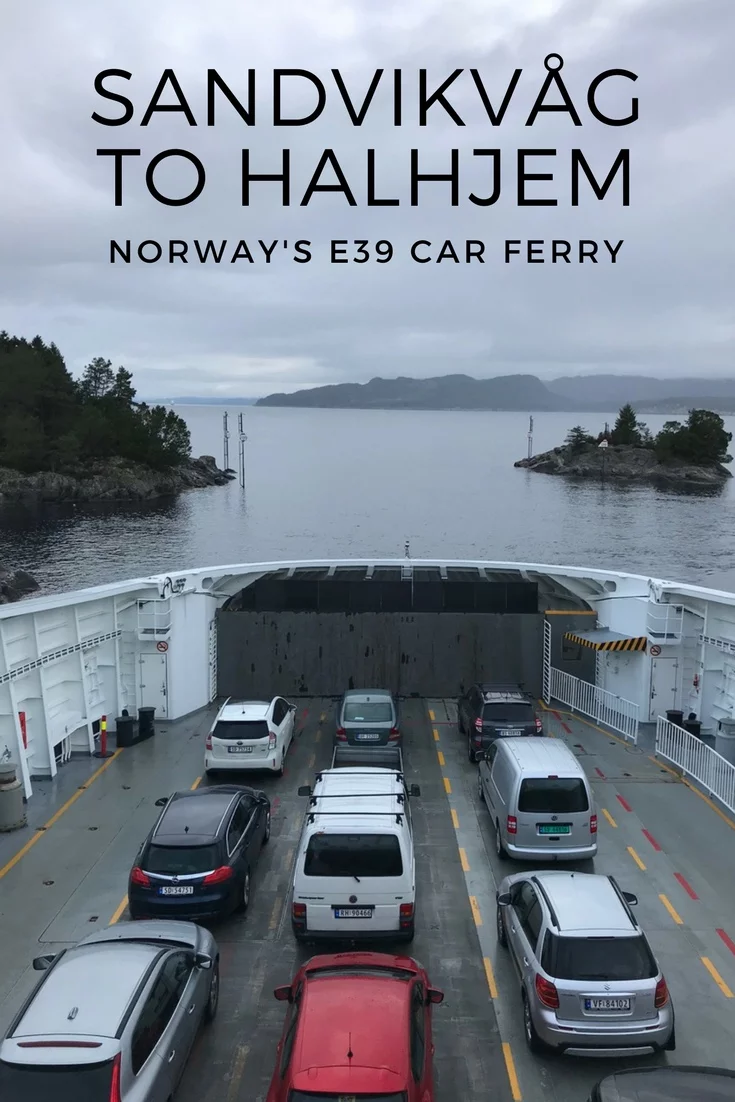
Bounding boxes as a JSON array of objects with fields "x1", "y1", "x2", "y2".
[{"x1": 1, "y1": 699, "x2": 734, "y2": 1102}]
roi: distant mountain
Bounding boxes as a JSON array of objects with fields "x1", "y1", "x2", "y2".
[
  {"x1": 144, "y1": 397, "x2": 258, "y2": 405},
  {"x1": 634, "y1": 396, "x2": 735, "y2": 415},
  {"x1": 548, "y1": 375, "x2": 735, "y2": 406},
  {"x1": 256, "y1": 374, "x2": 574, "y2": 411}
]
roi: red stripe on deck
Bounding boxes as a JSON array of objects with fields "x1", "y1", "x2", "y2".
[
  {"x1": 552, "y1": 710, "x2": 562, "y2": 720},
  {"x1": 674, "y1": 872, "x2": 698, "y2": 900},
  {"x1": 271, "y1": 797, "x2": 281, "y2": 812},
  {"x1": 642, "y1": 829, "x2": 661, "y2": 851},
  {"x1": 594, "y1": 767, "x2": 606, "y2": 778},
  {"x1": 616, "y1": 794, "x2": 633, "y2": 812},
  {"x1": 300, "y1": 708, "x2": 309, "y2": 721},
  {"x1": 561, "y1": 722, "x2": 572, "y2": 734},
  {"x1": 716, "y1": 929, "x2": 735, "y2": 957}
]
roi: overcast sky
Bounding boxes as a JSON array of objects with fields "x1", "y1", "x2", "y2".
[{"x1": 1, "y1": 0, "x2": 733, "y2": 397}]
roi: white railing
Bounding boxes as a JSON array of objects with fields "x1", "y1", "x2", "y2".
[
  {"x1": 655, "y1": 716, "x2": 735, "y2": 815},
  {"x1": 549, "y1": 667, "x2": 639, "y2": 743},
  {"x1": 648, "y1": 603, "x2": 683, "y2": 641}
]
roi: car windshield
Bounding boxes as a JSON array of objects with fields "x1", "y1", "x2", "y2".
[
  {"x1": 343, "y1": 702, "x2": 393, "y2": 723},
  {"x1": 542, "y1": 933, "x2": 658, "y2": 981},
  {"x1": 483, "y1": 704, "x2": 533, "y2": 723},
  {"x1": 304, "y1": 834, "x2": 403, "y2": 877},
  {"x1": 213, "y1": 719, "x2": 269, "y2": 740},
  {"x1": 0, "y1": 1059, "x2": 117, "y2": 1102},
  {"x1": 597, "y1": 1068, "x2": 735, "y2": 1102},
  {"x1": 145, "y1": 844, "x2": 220, "y2": 875},
  {"x1": 518, "y1": 778, "x2": 589, "y2": 813}
]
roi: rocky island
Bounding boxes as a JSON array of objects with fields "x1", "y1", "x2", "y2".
[
  {"x1": 516, "y1": 405, "x2": 733, "y2": 487},
  {"x1": 0, "y1": 565, "x2": 40, "y2": 604}
]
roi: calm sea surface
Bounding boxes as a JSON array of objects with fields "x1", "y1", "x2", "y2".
[{"x1": 2, "y1": 406, "x2": 735, "y2": 596}]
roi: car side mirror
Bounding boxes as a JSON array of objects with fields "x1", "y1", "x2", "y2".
[
  {"x1": 496, "y1": 892, "x2": 511, "y2": 906},
  {"x1": 427, "y1": 988, "x2": 444, "y2": 1005},
  {"x1": 195, "y1": 953, "x2": 213, "y2": 970},
  {"x1": 297, "y1": 785, "x2": 311, "y2": 797},
  {"x1": 32, "y1": 954, "x2": 57, "y2": 970},
  {"x1": 274, "y1": 985, "x2": 292, "y2": 1002},
  {"x1": 622, "y1": 891, "x2": 638, "y2": 906},
  {"x1": 154, "y1": 797, "x2": 168, "y2": 807},
  {"x1": 409, "y1": 784, "x2": 421, "y2": 797}
]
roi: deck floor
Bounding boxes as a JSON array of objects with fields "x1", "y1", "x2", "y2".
[{"x1": 1, "y1": 699, "x2": 734, "y2": 1101}]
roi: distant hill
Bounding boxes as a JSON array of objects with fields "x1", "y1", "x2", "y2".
[
  {"x1": 145, "y1": 397, "x2": 258, "y2": 405},
  {"x1": 634, "y1": 396, "x2": 735, "y2": 415},
  {"x1": 548, "y1": 375, "x2": 735, "y2": 406},
  {"x1": 256, "y1": 374, "x2": 574, "y2": 411}
]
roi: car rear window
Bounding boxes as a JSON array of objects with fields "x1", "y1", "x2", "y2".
[
  {"x1": 483, "y1": 703, "x2": 533, "y2": 723},
  {"x1": 596, "y1": 1068, "x2": 735, "y2": 1102},
  {"x1": 0, "y1": 1059, "x2": 117, "y2": 1102},
  {"x1": 289, "y1": 1093, "x2": 407, "y2": 1101},
  {"x1": 343, "y1": 702, "x2": 393, "y2": 723},
  {"x1": 213, "y1": 719, "x2": 269, "y2": 740},
  {"x1": 145, "y1": 844, "x2": 220, "y2": 875},
  {"x1": 541, "y1": 932, "x2": 658, "y2": 981},
  {"x1": 304, "y1": 834, "x2": 403, "y2": 877},
  {"x1": 518, "y1": 778, "x2": 589, "y2": 813}
]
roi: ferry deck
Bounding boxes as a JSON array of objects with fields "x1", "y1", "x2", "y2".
[{"x1": 1, "y1": 696, "x2": 734, "y2": 1102}]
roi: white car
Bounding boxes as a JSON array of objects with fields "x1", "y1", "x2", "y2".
[{"x1": 204, "y1": 697, "x2": 296, "y2": 776}]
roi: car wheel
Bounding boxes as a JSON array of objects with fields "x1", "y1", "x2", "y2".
[
  {"x1": 275, "y1": 754, "x2": 284, "y2": 777},
  {"x1": 495, "y1": 821, "x2": 507, "y2": 859},
  {"x1": 237, "y1": 869, "x2": 251, "y2": 913},
  {"x1": 468, "y1": 740, "x2": 477, "y2": 764},
  {"x1": 523, "y1": 991, "x2": 545, "y2": 1054},
  {"x1": 496, "y1": 905, "x2": 508, "y2": 948},
  {"x1": 458, "y1": 712, "x2": 465, "y2": 734},
  {"x1": 478, "y1": 772, "x2": 485, "y2": 802},
  {"x1": 663, "y1": 1023, "x2": 676, "y2": 1051},
  {"x1": 205, "y1": 960, "x2": 220, "y2": 1022},
  {"x1": 263, "y1": 810, "x2": 271, "y2": 844}
]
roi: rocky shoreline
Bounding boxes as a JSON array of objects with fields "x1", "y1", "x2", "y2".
[
  {"x1": 0, "y1": 454, "x2": 236, "y2": 503},
  {"x1": 515, "y1": 444, "x2": 731, "y2": 485},
  {"x1": 0, "y1": 565, "x2": 40, "y2": 604}
]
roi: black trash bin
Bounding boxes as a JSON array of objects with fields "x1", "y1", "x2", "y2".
[
  {"x1": 116, "y1": 715, "x2": 138, "y2": 748},
  {"x1": 684, "y1": 720, "x2": 702, "y2": 739},
  {"x1": 666, "y1": 709, "x2": 684, "y2": 727},
  {"x1": 138, "y1": 707, "x2": 156, "y2": 741}
]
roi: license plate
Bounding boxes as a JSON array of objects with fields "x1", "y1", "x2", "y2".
[
  {"x1": 228, "y1": 745, "x2": 253, "y2": 753},
  {"x1": 585, "y1": 997, "x2": 631, "y2": 1011},
  {"x1": 334, "y1": 907, "x2": 373, "y2": 919},
  {"x1": 503, "y1": 729, "x2": 522, "y2": 736},
  {"x1": 356, "y1": 733, "x2": 381, "y2": 741},
  {"x1": 159, "y1": 886, "x2": 194, "y2": 896},
  {"x1": 538, "y1": 823, "x2": 571, "y2": 835}
]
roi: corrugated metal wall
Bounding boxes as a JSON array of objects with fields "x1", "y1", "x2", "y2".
[{"x1": 216, "y1": 611, "x2": 543, "y2": 698}]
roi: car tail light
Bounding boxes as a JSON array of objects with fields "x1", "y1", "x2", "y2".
[
  {"x1": 292, "y1": 902, "x2": 306, "y2": 927},
  {"x1": 109, "y1": 1052, "x2": 122, "y2": 1102},
  {"x1": 268, "y1": 731, "x2": 277, "y2": 750},
  {"x1": 388, "y1": 727, "x2": 400, "y2": 741},
  {"x1": 506, "y1": 815, "x2": 517, "y2": 834},
  {"x1": 654, "y1": 976, "x2": 669, "y2": 1008},
  {"x1": 205, "y1": 733, "x2": 212, "y2": 750},
  {"x1": 474, "y1": 717, "x2": 483, "y2": 732},
  {"x1": 336, "y1": 727, "x2": 347, "y2": 740},
  {"x1": 130, "y1": 866, "x2": 150, "y2": 887},
  {"x1": 203, "y1": 866, "x2": 234, "y2": 885},
  {"x1": 399, "y1": 902, "x2": 414, "y2": 927},
  {"x1": 535, "y1": 717, "x2": 543, "y2": 731},
  {"x1": 590, "y1": 814, "x2": 598, "y2": 834},
  {"x1": 535, "y1": 974, "x2": 559, "y2": 1009}
]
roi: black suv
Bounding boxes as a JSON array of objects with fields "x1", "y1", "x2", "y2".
[
  {"x1": 458, "y1": 683, "x2": 543, "y2": 762},
  {"x1": 128, "y1": 785, "x2": 270, "y2": 921}
]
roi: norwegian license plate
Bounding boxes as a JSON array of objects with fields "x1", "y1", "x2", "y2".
[
  {"x1": 503, "y1": 729, "x2": 522, "y2": 736},
  {"x1": 228, "y1": 745, "x2": 253, "y2": 753},
  {"x1": 585, "y1": 997, "x2": 631, "y2": 1011},
  {"x1": 334, "y1": 907, "x2": 373, "y2": 919},
  {"x1": 159, "y1": 886, "x2": 194, "y2": 896},
  {"x1": 356, "y1": 732, "x2": 381, "y2": 741},
  {"x1": 538, "y1": 823, "x2": 571, "y2": 835}
]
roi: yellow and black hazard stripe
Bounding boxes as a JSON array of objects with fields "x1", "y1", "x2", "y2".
[{"x1": 563, "y1": 633, "x2": 647, "y2": 652}]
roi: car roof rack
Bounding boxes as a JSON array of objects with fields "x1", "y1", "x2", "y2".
[{"x1": 305, "y1": 809, "x2": 405, "y2": 825}]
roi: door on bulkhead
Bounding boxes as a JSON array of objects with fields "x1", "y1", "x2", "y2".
[
  {"x1": 139, "y1": 652, "x2": 168, "y2": 717},
  {"x1": 649, "y1": 656, "x2": 682, "y2": 722}
]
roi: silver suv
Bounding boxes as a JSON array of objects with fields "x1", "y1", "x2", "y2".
[
  {"x1": 0, "y1": 920, "x2": 219, "y2": 1101},
  {"x1": 496, "y1": 870, "x2": 675, "y2": 1057}
]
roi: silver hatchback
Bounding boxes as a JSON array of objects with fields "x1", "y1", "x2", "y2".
[
  {"x1": 0, "y1": 920, "x2": 219, "y2": 1102},
  {"x1": 496, "y1": 871, "x2": 675, "y2": 1057},
  {"x1": 335, "y1": 688, "x2": 400, "y2": 747}
]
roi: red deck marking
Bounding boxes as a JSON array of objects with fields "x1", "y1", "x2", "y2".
[
  {"x1": 716, "y1": 929, "x2": 735, "y2": 957},
  {"x1": 271, "y1": 797, "x2": 281, "y2": 812},
  {"x1": 552, "y1": 710, "x2": 562, "y2": 720},
  {"x1": 616, "y1": 794, "x2": 633, "y2": 812},
  {"x1": 300, "y1": 708, "x2": 309, "y2": 721},
  {"x1": 642, "y1": 828, "x2": 661, "y2": 851},
  {"x1": 594, "y1": 767, "x2": 606, "y2": 778},
  {"x1": 674, "y1": 872, "x2": 699, "y2": 900},
  {"x1": 561, "y1": 722, "x2": 572, "y2": 734}
]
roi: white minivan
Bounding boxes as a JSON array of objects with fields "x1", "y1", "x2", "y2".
[
  {"x1": 478, "y1": 737, "x2": 598, "y2": 861},
  {"x1": 204, "y1": 697, "x2": 296, "y2": 776},
  {"x1": 291, "y1": 767, "x2": 419, "y2": 942}
]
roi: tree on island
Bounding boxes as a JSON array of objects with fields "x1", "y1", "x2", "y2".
[
  {"x1": 610, "y1": 403, "x2": 652, "y2": 447},
  {"x1": 564, "y1": 426, "x2": 596, "y2": 453},
  {"x1": 562, "y1": 404, "x2": 732, "y2": 469},
  {"x1": 0, "y1": 332, "x2": 192, "y2": 474}
]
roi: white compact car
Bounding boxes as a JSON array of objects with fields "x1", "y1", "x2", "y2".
[{"x1": 204, "y1": 697, "x2": 296, "y2": 776}]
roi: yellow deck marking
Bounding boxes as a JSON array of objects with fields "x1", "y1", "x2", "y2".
[
  {"x1": 268, "y1": 896, "x2": 282, "y2": 931},
  {"x1": 190, "y1": 775, "x2": 202, "y2": 790},
  {"x1": 433, "y1": 728, "x2": 440, "y2": 742},
  {"x1": 701, "y1": 957, "x2": 734, "y2": 997},
  {"x1": 227, "y1": 1043, "x2": 250, "y2": 1101},
  {"x1": 315, "y1": 729, "x2": 321, "y2": 743},
  {"x1": 0, "y1": 748, "x2": 123, "y2": 881},
  {"x1": 451, "y1": 809, "x2": 459, "y2": 829},
  {"x1": 307, "y1": 753, "x2": 315, "y2": 768},
  {"x1": 320, "y1": 712, "x2": 326, "y2": 722},
  {"x1": 502, "y1": 1042, "x2": 522, "y2": 1101},
  {"x1": 283, "y1": 846, "x2": 294, "y2": 871},
  {"x1": 659, "y1": 894, "x2": 683, "y2": 925},
  {"x1": 483, "y1": 957, "x2": 498, "y2": 998},
  {"x1": 459, "y1": 847, "x2": 470, "y2": 872},
  {"x1": 627, "y1": 846, "x2": 646, "y2": 871},
  {"x1": 469, "y1": 896, "x2": 482, "y2": 925},
  {"x1": 443, "y1": 777, "x2": 452, "y2": 794},
  {"x1": 602, "y1": 808, "x2": 617, "y2": 828},
  {"x1": 437, "y1": 750, "x2": 445, "y2": 766},
  {"x1": 429, "y1": 709, "x2": 436, "y2": 721},
  {"x1": 653, "y1": 756, "x2": 735, "y2": 832}
]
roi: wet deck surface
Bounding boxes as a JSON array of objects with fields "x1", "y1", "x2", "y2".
[{"x1": 1, "y1": 698, "x2": 734, "y2": 1101}]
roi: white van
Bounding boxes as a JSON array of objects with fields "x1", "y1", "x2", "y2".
[
  {"x1": 478, "y1": 737, "x2": 597, "y2": 861},
  {"x1": 291, "y1": 767, "x2": 419, "y2": 943}
]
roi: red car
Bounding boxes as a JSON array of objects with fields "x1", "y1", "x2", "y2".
[{"x1": 266, "y1": 951, "x2": 444, "y2": 1102}]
